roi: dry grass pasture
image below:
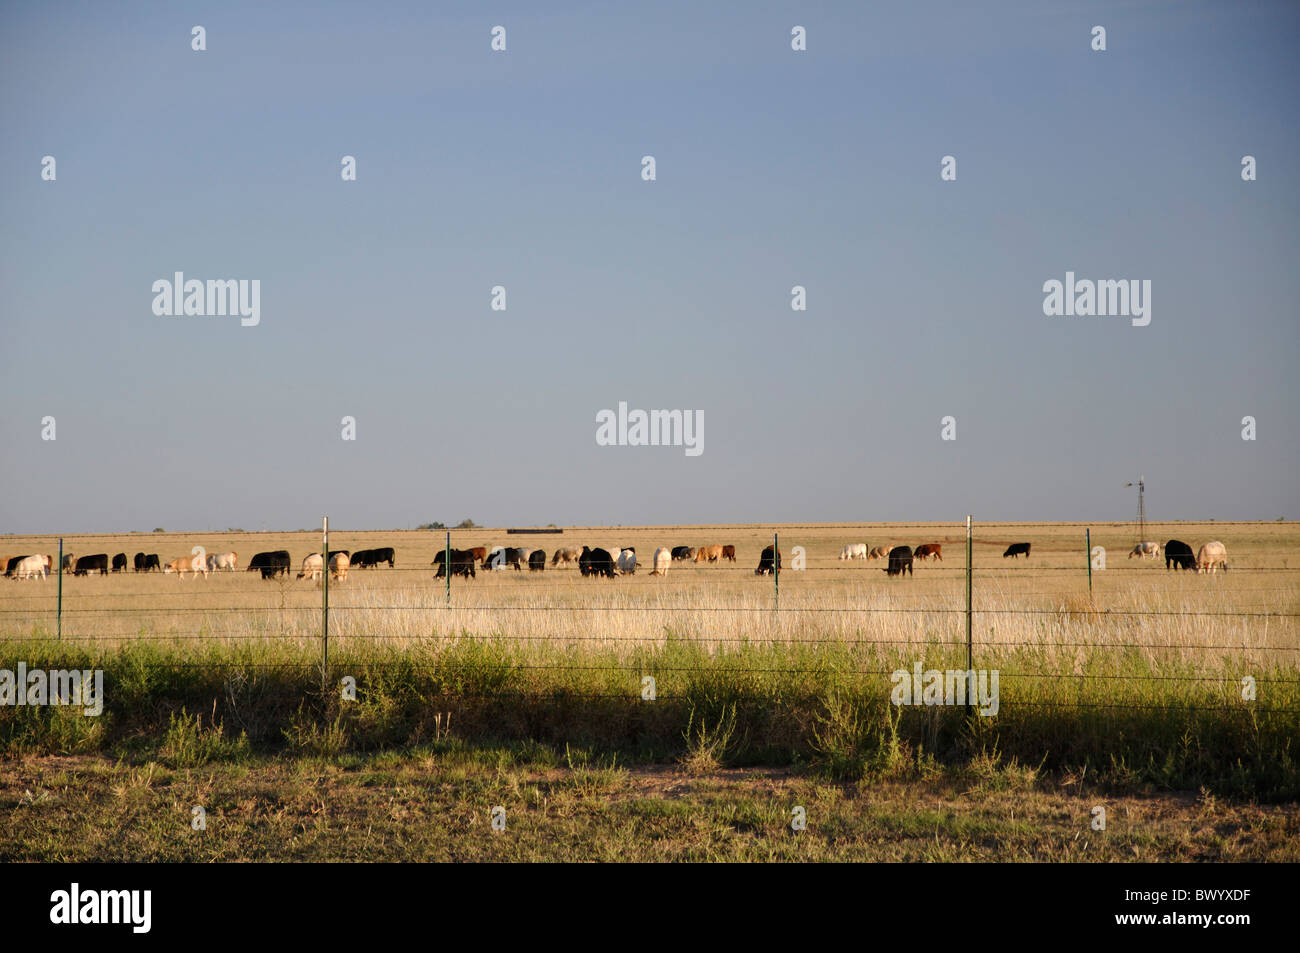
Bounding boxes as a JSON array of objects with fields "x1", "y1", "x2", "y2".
[{"x1": 1, "y1": 521, "x2": 1295, "y2": 663}]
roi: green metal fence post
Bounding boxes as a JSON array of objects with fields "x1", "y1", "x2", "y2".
[
  {"x1": 322, "y1": 516, "x2": 329, "y2": 696},
  {"x1": 965, "y1": 516, "x2": 973, "y2": 717},
  {"x1": 1086, "y1": 528, "x2": 1093, "y2": 597},
  {"x1": 57, "y1": 538, "x2": 63, "y2": 641},
  {"x1": 445, "y1": 532, "x2": 451, "y2": 608}
]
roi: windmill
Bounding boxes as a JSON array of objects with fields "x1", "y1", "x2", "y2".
[{"x1": 1124, "y1": 476, "x2": 1147, "y2": 544}]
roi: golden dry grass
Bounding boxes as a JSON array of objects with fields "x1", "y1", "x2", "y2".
[{"x1": 0, "y1": 521, "x2": 1295, "y2": 666}]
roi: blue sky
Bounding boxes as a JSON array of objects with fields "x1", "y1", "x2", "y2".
[{"x1": 1, "y1": 1, "x2": 1297, "y2": 532}]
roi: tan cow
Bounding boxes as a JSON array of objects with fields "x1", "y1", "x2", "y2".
[
  {"x1": 164, "y1": 554, "x2": 208, "y2": 579},
  {"x1": 329, "y1": 551, "x2": 350, "y2": 582},
  {"x1": 1196, "y1": 541, "x2": 1228, "y2": 574},
  {"x1": 650, "y1": 547, "x2": 671, "y2": 576},
  {"x1": 551, "y1": 547, "x2": 582, "y2": 567},
  {"x1": 207, "y1": 551, "x2": 238, "y2": 571},
  {"x1": 694, "y1": 544, "x2": 725, "y2": 563},
  {"x1": 868, "y1": 546, "x2": 891, "y2": 560}
]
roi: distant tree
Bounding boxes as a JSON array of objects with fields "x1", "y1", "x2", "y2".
[
  {"x1": 454, "y1": 519, "x2": 477, "y2": 529},
  {"x1": 418, "y1": 521, "x2": 447, "y2": 530},
  {"x1": 153, "y1": 527, "x2": 165, "y2": 533}
]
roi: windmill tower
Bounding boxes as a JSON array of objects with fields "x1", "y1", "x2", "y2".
[{"x1": 1124, "y1": 476, "x2": 1147, "y2": 543}]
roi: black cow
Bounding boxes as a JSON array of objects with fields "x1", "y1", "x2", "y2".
[
  {"x1": 528, "y1": 550, "x2": 546, "y2": 571},
  {"x1": 885, "y1": 545, "x2": 914, "y2": 577},
  {"x1": 579, "y1": 546, "x2": 616, "y2": 578},
  {"x1": 133, "y1": 552, "x2": 146, "y2": 572},
  {"x1": 248, "y1": 550, "x2": 291, "y2": 579},
  {"x1": 1003, "y1": 543, "x2": 1031, "y2": 559},
  {"x1": 74, "y1": 554, "x2": 109, "y2": 576},
  {"x1": 755, "y1": 546, "x2": 781, "y2": 575},
  {"x1": 142, "y1": 553, "x2": 161, "y2": 572},
  {"x1": 433, "y1": 548, "x2": 476, "y2": 579},
  {"x1": 1165, "y1": 539, "x2": 1196, "y2": 571},
  {"x1": 671, "y1": 546, "x2": 694, "y2": 561},
  {"x1": 349, "y1": 548, "x2": 374, "y2": 568},
  {"x1": 370, "y1": 546, "x2": 395, "y2": 567},
  {"x1": 4, "y1": 556, "x2": 29, "y2": 576},
  {"x1": 111, "y1": 553, "x2": 128, "y2": 572}
]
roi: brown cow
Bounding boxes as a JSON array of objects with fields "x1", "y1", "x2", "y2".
[
  {"x1": 468, "y1": 547, "x2": 488, "y2": 563},
  {"x1": 721, "y1": 544, "x2": 736, "y2": 562},
  {"x1": 694, "y1": 544, "x2": 725, "y2": 563},
  {"x1": 914, "y1": 543, "x2": 942, "y2": 561}
]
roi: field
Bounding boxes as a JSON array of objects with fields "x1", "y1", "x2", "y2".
[{"x1": 2, "y1": 520, "x2": 1297, "y2": 861}]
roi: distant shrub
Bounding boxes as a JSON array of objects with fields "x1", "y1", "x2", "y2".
[
  {"x1": 418, "y1": 522, "x2": 446, "y2": 530},
  {"x1": 455, "y1": 519, "x2": 477, "y2": 529},
  {"x1": 152, "y1": 527, "x2": 165, "y2": 533}
]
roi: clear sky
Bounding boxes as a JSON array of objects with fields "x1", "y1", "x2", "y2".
[{"x1": 2, "y1": 1, "x2": 1297, "y2": 533}]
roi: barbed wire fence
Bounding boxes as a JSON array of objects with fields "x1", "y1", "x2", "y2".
[{"x1": 1, "y1": 517, "x2": 1298, "y2": 715}]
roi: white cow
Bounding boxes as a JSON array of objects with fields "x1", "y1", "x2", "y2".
[
  {"x1": 650, "y1": 547, "x2": 671, "y2": 576},
  {"x1": 840, "y1": 543, "x2": 868, "y2": 561},
  {"x1": 1129, "y1": 542, "x2": 1160, "y2": 560},
  {"x1": 207, "y1": 551, "x2": 238, "y2": 572},
  {"x1": 617, "y1": 548, "x2": 637, "y2": 574},
  {"x1": 1197, "y1": 541, "x2": 1228, "y2": 574},
  {"x1": 329, "y1": 552, "x2": 350, "y2": 582},
  {"x1": 12, "y1": 555, "x2": 47, "y2": 579},
  {"x1": 298, "y1": 553, "x2": 324, "y2": 581}
]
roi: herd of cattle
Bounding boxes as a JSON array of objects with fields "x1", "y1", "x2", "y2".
[
  {"x1": 1128, "y1": 539, "x2": 1230, "y2": 573},
  {"x1": 0, "y1": 537, "x2": 1232, "y2": 582}
]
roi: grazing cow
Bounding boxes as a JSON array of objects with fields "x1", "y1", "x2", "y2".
[
  {"x1": 617, "y1": 548, "x2": 637, "y2": 574},
  {"x1": 755, "y1": 546, "x2": 781, "y2": 575},
  {"x1": 111, "y1": 553, "x2": 128, "y2": 572},
  {"x1": 432, "y1": 549, "x2": 477, "y2": 579},
  {"x1": 1164, "y1": 540, "x2": 1196, "y2": 571},
  {"x1": 1003, "y1": 543, "x2": 1031, "y2": 559},
  {"x1": 868, "y1": 546, "x2": 891, "y2": 560},
  {"x1": 62, "y1": 553, "x2": 76, "y2": 572},
  {"x1": 12, "y1": 555, "x2": 47, "y2": 579},
  {"x1": 248, "y1": 550, "x2": 291, "y2": 579},
  {"x1": 839, "y1": 543, "x2": 869, "y2": 561},
  {"x1": 370, "y1": 546, "x2": 395, "y2": 568},
  {"x1": 133, "y1": 552, "x2": 146, "y2": 572},
  {"x1": 579, "y1": 546, "x2": 617, "y2": 578},
  {"x1": 207, "y1": 551, "x2": 238, "y2": 572},
  {"x1": 695, "y1": 545, "x2": 725, "y2": 564},
  {"x1": 349, "y1": 548, "x2": 374, "y2": 568},
  {"x1": 511, "y1": 548, "x2": 533, "y2": 568},
  {"x1": 650, "y1": 547, "x2": 671, "y2": 576},
  {"x1": 1197, "y1": 541, "x2": 1228, "y2": 574},
  {"x1": 142, "y1": 554, "x2": 161, "y2": 572},
  {"x1": 74, "y1": 554, "x2": 110, "y2": 576},
  {"x1": 1129, "y1": 542, "x2": 1160, "y2": 560},
  {"x1": 298, "y1": 553, "x2": 324, "y2": 581},
  {"x1": 885, "y1": 546, "x2": 914, "y2": 577},
  {"x1": 529, "y1": 549, "x2": 547, "y2": 571},
  {"x1": 329, "y1": 552, "x2": 350, "y2": 582},
  {"x1": 164, "y1": 554, "x2": 208, "y2": 579},
  {"x1": 469, "y1": 547, "x2": 488, "y2": 564},
  {"x1": 914, "y1": 544, "x2": 942, "y2": 562},
  {"x1": 722, "y1": 544, "x2": 736, "y2": 562},
  {"x1": 671, "y1": 546, "x2": 694, "y2": 562},
  {"x1": 549, "y1": 546, "x2": 580, "y2": 567}
]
